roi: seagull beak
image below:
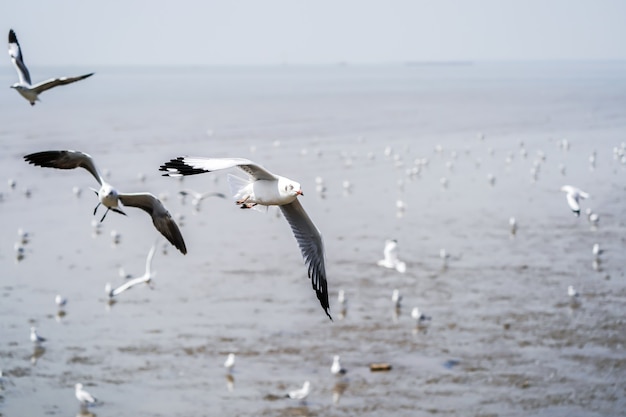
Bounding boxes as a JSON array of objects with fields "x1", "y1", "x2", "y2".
[{"x1": 297, "y1": 190, "x2": 303, "y2": 196}]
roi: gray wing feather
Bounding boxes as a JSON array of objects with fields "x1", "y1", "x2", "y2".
[
  {"x1": 31, "y1": 73, "x2": 94, "y2": 94},
  {"x1": 280, "y1": 199, "x2": 331, "y2": 320},
  {"x1": 23, "y1": 150, "x2": 103, "y2": 185},
  {"x1": 118, "y1": 193, "x2": 187, "y2": 255},
  {"x1": 160, "y1": 157, "x2": 277, "y2": 181}
]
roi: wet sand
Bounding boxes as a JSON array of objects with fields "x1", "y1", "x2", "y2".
[{"x1": 0, "y1": 63, "x2": 625, "y2": 416}]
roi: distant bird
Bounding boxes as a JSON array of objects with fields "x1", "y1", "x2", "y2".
[
  {"x1": 391, "y1": 289, "x2": 402, "y2": 308},
  {"x1": 560, "y1": 185, "x2": 589, "y2": 217},
  {"x1": 55, "y1": 294, "x2": 67, "y2": 308},
  {"x1": 160, "y1": 156, "x2": 331, "y2": 320},
  {"x1": 24, "y1": 150, "x2": 186, "y2": 254},
  {"x1": 567, "y1": 285, "x2": 579, "y2": 298},
  {"x1": 178, "y1": 189, "x2": 226, "y2": 210},
  {"x1": 224, "y1": 353, "x2": 235, "y2": 371},
  {"x1": 30, "y1": 327, "x2": 45, "y2": 344},
  {"x1": 286, "y1": 381, "x2": 311, "y2": 401},
  {"x1": 331, "y1": 355, "x2": 347, "y2": 375},
  {"x1": 439, "y1": 248, "x2": 451, "y2": 267},
  {"x1": 337, "y1": 289, "x2": 347, "y2": 307},
  {"x1": 105, "y1": 242, "x2": 158, "y2": 298},
  {"x1": 585, "y1": 208, "x2": 599, "y2": 228},
  {"x1": 509, "y1": 217, "x2": 517, "y2": 236},
  {"x1": 8, "y1": 29, "x2": 93, "y2": 106},
  {"x1": 411, "y1": 307, "x2": 432, "y2": 323},
  {"x1": 75, "y1": 383, "x2": 97, "y2": 406},
  {"x1": 592, "y1": 243, "x2": 604, "y2": 258},
  {"x1": 487, "y1": 173, "x2": 496, "y2": 187},
  {"x1": 377, "y1": 239, "x2": 406, "y2": 273}
]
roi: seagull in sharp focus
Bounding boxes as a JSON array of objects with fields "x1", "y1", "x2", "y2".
[
  {"x1": 377, "y1": 239, "x2": 406, "y2": 273},
  {"x1": 75, "y1": 383, "x2": 97, "y2": 407},
  {"x1": 8, "y1": 30, "x2": 94, "y2": 106},
  {"x1": 24, "y1": 150, "x2": 186, "y2": 254},
  {"x1": 105, "y1": 242, "x2": 158, "y2": 298},
  {"x1": 160, "y1": 156, "x2": 331, "y2": 320},
  {"x1": 560, "y1": 185, "x2": 590, "y2": 217}
]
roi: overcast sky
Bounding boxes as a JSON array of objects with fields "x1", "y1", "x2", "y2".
[{"x1": 2, "y1": 1, "x2": 625, "y2": 66}]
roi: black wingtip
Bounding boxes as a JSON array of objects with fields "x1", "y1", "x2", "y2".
[
  {"x1": 159, "y1": 157, "x2": 207, "y2": 176},
  {"x1": 8, "y1": 29, "x2": 17, "y2": 43}
]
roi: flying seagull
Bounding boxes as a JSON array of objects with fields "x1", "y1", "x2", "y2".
[
  {"x1": 160, "y1": 156, "x2": 331, "y2": 319},
  {"x1": 8, "y1": 29, "x2": 94, "y2": 106},
  {"x1": 24, "y1": 150, "x2": 186, "y2": 254},
  {"x1": 105, "y1": 241, "x2": 158, "y2": 298},
  {"x1": 560, "y1": 185, "x2": 589, "y2": 217}
]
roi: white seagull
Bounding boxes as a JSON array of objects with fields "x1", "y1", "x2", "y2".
[
  {"x1": 224, "y1": 353, "x2": 236, "y2": 371},
  {"x1": 105, "y1": 242, "x2": 158, "y2": 298},
  {"x1": 24, "y1": 150, "x2": 186, "y2": 254},
  {"x1": 567, "y1": 285, "x2": 579, "y2": 298},
  {"x1": 560, "y1": 185, "x2": 590, "y2": 217},
  {"x1": 391, "y1": 289, "x2": 402, "y2": 308},
  {"x1": 331, "y1": 355, "x2": 347, "y2": 375},
  {"x1": 411, "y1": 307, "x2": 432, "y2": 323},
  {"x1": 178, "y1": 189, "x2": 226, "y2": 210},
  {"x1": 8, "y1": 29, "x2": 94, "y2": 106},
  {"x1": 160, "y1": 156, "x2": 331, "y2": 319},
  {"x1": 286, "y1": 381, "x2": 311, "y2": 401},
  {"x1": 377, "y1": 239, "x2": 406, "y2": 273},
  {"x1": 55, "y1": 294, "x2": 67, "y2": 308},
  {"x1": 75, "y1": 383, "x2": 97, "y2": 406},
  {"x1": 30, "y1": 326, "x2": 46, "y2": 344}
]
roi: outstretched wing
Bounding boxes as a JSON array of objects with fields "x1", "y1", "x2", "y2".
[
  {"x1": 8, "y1": 29, "x2": 31, "y2": 85},
  {"x1": 23, "y1": 150, "x2": 103, "y2": 185},
  {"x1": 280, "y1": 199, "x2": 331, "y2": 320},
  {"x1": 160, "y1": 156, "x2": 276, "y2": 181},
  {"x1": 31, "y1": 73, "x2": 94, "y2": 94},
  {"x1": 118, "y1": 193, "x2": 187, "y2": 255}
]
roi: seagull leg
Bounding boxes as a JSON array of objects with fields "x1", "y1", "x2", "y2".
[
  {"x1": 239, "y1": 203, "x2": 257, "y2": 209},
  {"x1": 111, "y1": 207, "x2": 127, "y2": 216},
  {"x1": 236, "y1": 195, "x2": 250, "y2": 205},
  {"x1": 93, "y1": 202, "x2": 101, "y2": 215},
  {"x1": 100, "y1": 208, "x2": 111, "y2": 222}
]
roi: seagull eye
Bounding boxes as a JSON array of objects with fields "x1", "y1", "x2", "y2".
[{"x1": 289, "y1": 184, "x2": 294, "y2": 190}]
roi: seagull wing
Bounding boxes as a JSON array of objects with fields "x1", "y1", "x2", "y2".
[
  {"x1": 30, "y1": 73, "x2": 94, "y2": 94},
  {"x1": 23, "y1": 150, "x2": 103, "y2": 185},
  {"x1": 145, "y1": 241, "x2": 158, "y2": 275},
  {"x1": 280, "y1": 199, "x2": 331, "y2": 320},
  {"x1": 8, "y1": 29, "x2": 31, "y2": 85},
  {"x1": 566, "y1": 193, "x2": 580, "y2": 214},
  {"x1": 160, "y1": 156, "x2": 277, "y2": 181},
  {"x1": 111, "y1": 275, "x2": 149, "y2": 296},
  {"x1": 118, "y1": 193, "x2": 187, "y2": 255}
]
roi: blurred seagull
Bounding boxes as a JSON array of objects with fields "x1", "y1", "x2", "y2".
[
  {"x1": 286, "y1": 381, "x2": 310, "y2": 402},
  {"x1": 391, "y1": 289, "x2": 402, "y2": 309},
  {"x1": 75, "y1": 383, "x2": 97, "y2": 407},
  {"x1": 331, "y1": 355, "x2": 347, "y2": 375},
  {"x1": 567, "y1": 285, "x2": 579, "y2": 298},
  {"x1": 8, "y1": 29, "x2": 94, "y2": 106},
  {"x1": 377, "y1": 239, "x2": 406, "y2": 273},
  {"x1": 24, "y1": 150, "x2": 186, "y2": 254},
  {"x1": 585, "y1": 208, "x2": 599, "y2": 228},
  {"x1": 560, "y1": 185, "x2": 589, "y2": 217},
  {"x1": 509, "y1": 217, "x2": 517, "y2": 236},
  {"x1": 178, "y1": 189, "x2": 226, "y2": 210},
  {"x1": 105, "y1": 242, "x2": 158, "y2": 298},
  {"x1": 224, "y1": 353, "x2": 235, "y2": 371},
  {"x1": 55, "y1": 294, "x2": 67, "y2": 308},
  {"x1": 411, "y1": 307, "x2": 432, "y2": 323},
  {"x1": 30, "y1": 326, "x2": 46, "y2": 344},
  {"x1": 337, "y1": 289, "x2": 347, "y2": 307},
  {"x1": 160, "y1": 156, "x2": 331, "y2": 320},
  {"x1": 592, "y1": 243, "x2": 604, "y2": 258}
]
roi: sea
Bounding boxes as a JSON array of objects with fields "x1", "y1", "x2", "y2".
[{"x1": 0, "y1": 62, "x2": 625, "y2": 416}]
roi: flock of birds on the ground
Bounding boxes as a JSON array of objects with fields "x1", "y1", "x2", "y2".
[{"x1": 3, "y1": 28, "x2": 626, "y2": 413}]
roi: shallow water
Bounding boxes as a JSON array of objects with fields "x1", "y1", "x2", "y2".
[{"x1": 1, "y1": 62, "x2": 625, "y2": 417}]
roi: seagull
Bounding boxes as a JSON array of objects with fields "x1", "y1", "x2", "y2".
[
  {"x1": 560, "y1": 185, "x2": 590, "y2": 217},
  {"x1": 75, "y1": 383, "x2": 97, "y2": 406},
  {"x1": 331, "y1": 355, "x2": 347, "y2": 375},
  {"x1": 411, "y1": 307, "x2": 432, "y2": 323},
  {"x1": 55, "y1": 294, "x2": 67, "y2": 308},
  {"x1": 377, "y1": 239, "x2": 406, "y2": 273},
  {"x1": 105, "y1": 242, "x2": 158, "y2": 298},
  {"x1": 567, "y1": 285, "x2": 579, "y2": 298},
  {"x1": 286, "y1": 381, "x2": 310, "y2": 401},
  {"x1": 337, "y1": 289, "x2": 347, "y2": 307},
  {"x1": 178, "y1": 189, "x2": 226, "y2": 210},
  {"x1": 585, "y1": 208, "x2": 599, "y2": 228},
  {"x1": 8, "y1": 30, "x2": 94, "y2": 106},
  {"x1": 509, "y1": 217, "x2": 517, "y2": 236},
  {"x1": 24, "y1": 150, "x2": 186, "y2": 254},
  {"x1": 30, "y1": 326, "x2": 46, "y2": 344},
  {"x1": 224, "y1": 353, "x2": 235, "y2": 371},
  {"x1": 160, "y1": 156, "x2": 331, "y2": 319},
  {"x1": 391, "y1": 289, "x2": 402, "y2": 309},
  {"x1": 592, "y1": 243, "x2": 603, "y2": 258}
]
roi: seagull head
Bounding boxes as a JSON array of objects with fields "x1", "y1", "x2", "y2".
[{"x1": 280, "y1": 178, "x2": 303, "y2": 198}]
